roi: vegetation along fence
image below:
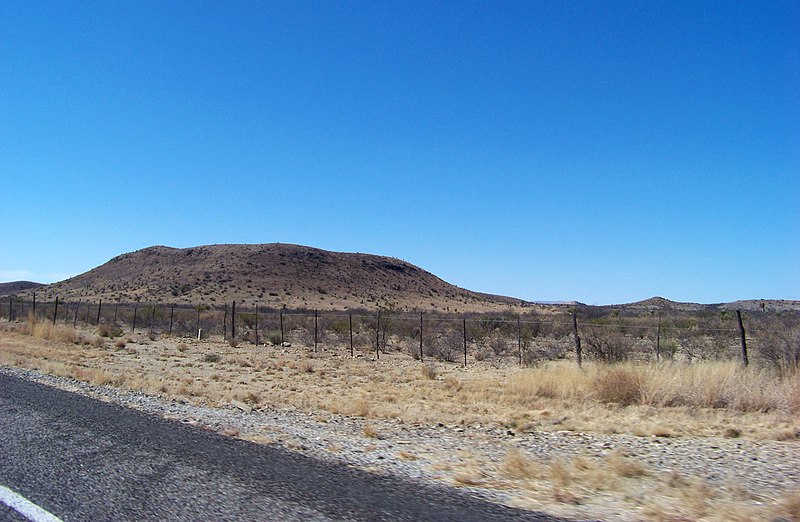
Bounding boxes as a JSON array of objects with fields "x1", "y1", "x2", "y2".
[{"x1": 2, "y1": 294, "x2": 799, "y2": 374}]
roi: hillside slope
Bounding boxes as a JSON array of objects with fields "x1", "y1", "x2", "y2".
[{"x1": 40, "y1": 244, "x2": 528, "y2": 312}]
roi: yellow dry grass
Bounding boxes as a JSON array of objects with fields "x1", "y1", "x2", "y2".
[
  {"x1": 1, "y1": 320, "x2": 798, "y2": 440},
  {"x1": 2, "y1": 319, "x2": 799, "y2": 520}
]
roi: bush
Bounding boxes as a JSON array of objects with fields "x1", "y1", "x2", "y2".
[
  {"x1": 97, "y1": 324, "x2": 122, "y2": 338},
  {"x1": 592, "y1": 366, "x2": 642, "y2": 405},
  {"x1": 203, "y1": 353, "x2": 221, "y2": 363}
]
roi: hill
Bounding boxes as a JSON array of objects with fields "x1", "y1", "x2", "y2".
[
  {"x1": 0, "y1": 281, "x2": 44, "y2": 297},
  {"x1": 37, "y1": 244, "x2": 530, "y2": 313}
]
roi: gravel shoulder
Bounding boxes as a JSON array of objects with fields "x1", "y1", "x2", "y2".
[{"x1": 2, "y1": 365, "x2": 798, "y2": 521}]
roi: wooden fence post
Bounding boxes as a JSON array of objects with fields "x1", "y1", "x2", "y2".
[
  {"x1": 149, "y1": 303, "x2": 155, "y2": 334},
  {"x1": 463, "y1": 318, "x2": 467, "y2": 367},
  {"x1": 314, "y1": 310, "x2": 318, "y2": 352},
  {"x1": 32, "y1": 292, "x2": 36, "y2": 318},
  {"x1": 96, "y1": 299, "x2": 103, "y2": 326},
  {"x1": 255, "y1": 305, "x2": 259, "y2": 346},
  {"x1": 279, "y1": 309, "x2": 284, "y2": 346},
  {"x1": 349, "y1": 313, "x2": 354, "y2": 357},
  {"x1": 195, "y1": 305, "x2": 200, "y2": 338},
  {"x1": 53, "y1": 297, "x2": 59, "y2": 325},
  {"x1": 169, "y1": 305, "x2": 174, "y2": 334},
  {"x1": 736, "y1": 310, "x2": 749, "y2": 367},
  {"x1": 517, "y1": 317, "x2": 522, "y2": 366},
  {"x1": 419, "y1": 312, "x2": 424, "y2": 361},
  {"x1": 375, "y1": 310, "x2": 381, "y2": 359},
  {"x1": 114, "y1": 302, "x2": 119, "y2": 325},
  {"x1": 74, "y1": 301, "x2": 81, "y2": 328},
  {"x1": 132, "y1": 305, "x2": 138, "y2": 333},
  {"x1": 572, "y1": 312, "x2": 582, "y2": 368},
  {"x1": 8, "y1": 296, "x2": 12, "y2": 322}
]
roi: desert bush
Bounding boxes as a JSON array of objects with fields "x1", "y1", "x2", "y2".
[
  {"x1": 584, "y1": 327, "x2": 635, "y2": 363},
  {"x1": 266, "y1": 330, "x2": 283, "y2": 346},
  {"x1": 591, "y1": 366, "x2": 642, "y2": 405},
  {"x1": 488, "y1": 334, "x2": 508, "y2": 355},
  {"x1": 424, "y1": 329, "x2": 461, "y2": 362},
  {"x1": 473, "y1": 345, "x2": 494, "y2": 362},
  {"x1": 203, "y1": 353, "x2": 221, "y2": 363},
  {"x1": 754, "y1": 316, "x2": 800, "y2": 375},
  {"x1": 96, "y1": 324, "x2": 122, "y2": 338},
  {"x1": 420, "y1": 362, "x2": 437, "y2": 380}
]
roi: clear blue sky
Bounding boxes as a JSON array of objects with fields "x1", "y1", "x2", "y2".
[{"x1": 1, "y1": 1, "x2": 798, "y2": 305}]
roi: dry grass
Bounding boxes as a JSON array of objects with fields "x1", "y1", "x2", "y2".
[{"x1": 1, "y1": 321, "x2": 799, "y2": 521}]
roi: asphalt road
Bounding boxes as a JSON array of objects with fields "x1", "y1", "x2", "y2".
[{"x1": 0, "y1": 374, "x2": 569, "y2": 521}]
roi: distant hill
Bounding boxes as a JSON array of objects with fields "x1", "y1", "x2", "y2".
[
  {"x1": 608, "y1": 296, "x2": 800, "y2": 314},
  {"x1": 36, "y1": 244, "x2": 531, "y2": 313},
  {"x1": 0, "y1": 281, "x2": 44, "y2": 297}
]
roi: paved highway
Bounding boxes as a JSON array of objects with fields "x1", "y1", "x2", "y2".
[{"x1": 0, "y1": 374, "x2": 567, "y2": 521}]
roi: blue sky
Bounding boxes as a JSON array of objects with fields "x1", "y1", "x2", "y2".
[{"x1": 1, "y1": 1, "x2": 798, "y2": 305}]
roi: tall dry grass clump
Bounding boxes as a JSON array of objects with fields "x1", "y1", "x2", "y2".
[
  {"x1": 17, "y1": 313, "x2": 79, "y2": 344},
  {"x1": 508, "y1": 361, "x2": 586, "y2": 404},
  {"x1": 508, "y1": 360, "x2": 797, "y2": 413}
]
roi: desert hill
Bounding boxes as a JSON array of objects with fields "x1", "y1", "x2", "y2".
[
  {"x1": 37, "y1": 244, "x2": 530, "y2": 313},
  {"x1": 0, "y1": 281, "x2": 44, "y2": 296}
]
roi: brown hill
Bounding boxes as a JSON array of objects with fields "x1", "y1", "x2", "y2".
[
  {"x1": 0, "y1": 281, "x2": 44, "y2": 297},
  {"x1": 39, "y1": 244, "x2": 530, "y2": 313}
]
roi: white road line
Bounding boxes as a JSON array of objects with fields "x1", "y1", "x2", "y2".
[{"x1": 0, "y1": 485, "x2": 63, "y2": 522}]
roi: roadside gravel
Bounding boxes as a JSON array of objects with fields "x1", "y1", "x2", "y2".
[{"x1": 3, "y1": 366, "x2": 798, "y2": 520}]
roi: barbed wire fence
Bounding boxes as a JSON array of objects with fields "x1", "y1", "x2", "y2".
[{"x1": 2, "y1": 293, "x2": 798, "y2": 373}]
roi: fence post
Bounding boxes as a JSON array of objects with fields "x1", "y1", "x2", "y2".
[
  {"x1": 375, "y1": 310, "x2": 381, "y2": 359},
  {"x1": 419, "y1": 312, "x2": 424, "y2": 361},
  {"x1": 8, "y1": 296, "x2": 12, "y2": 322},
  {"x1": 736, "y1": 310, "x2": 749, "y2": 367},
  {"x1": 572, "y1": 312, "x2": 582, "y2": 368},
  {"x1": 96, "y1": 299, "x2": 103, "y2": 326},
  {"x1": 53, "y1": 296, "x2": 59, "y2": 325},
  {"x1": 132, "y1": 305, "x2": 138, "y2": 333},
  {"x1": 255, "y1": 305, "x2": 259, "y2": 346},
  {"x1": 314, "y1": 310, "x2": 318, "y2": 352},
  {"x1": 169, "y1": 305, "x2": 174, "y2": 334},
  {"x1": 231, "y1": 301, "x2": 236, "y2": 340},
  {"x1": 149, "y1": 303, "x2": 155, "y2": 335},
  {"x1": 279, "y1": 309, "x2": 284, "y2": 346},
  {"x1": 517, "y1": 316, "x2": 522, "y2": 366},
  {"x1": 114, "y1": 302, "x2": 119, "y2": 325},
  {"x1": 195, "y1": 305, "x2": 201, "y2": 339},
  {"x1": 463, "y1": 318, "x2": 467, "y2": 367},
  {"x1": 74, "y1": 301, "x2": 81, "y2": 328},
  {"x1": 32, "y1": 292, "x2": 36, "y2": 319},
  {"x1": 349, "y1": 313, "x2": 354, "y2": 357}
]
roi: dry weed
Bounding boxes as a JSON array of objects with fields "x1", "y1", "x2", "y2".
[{"x1": 420, "y1": 362, "x2": 437, "y2": 380}]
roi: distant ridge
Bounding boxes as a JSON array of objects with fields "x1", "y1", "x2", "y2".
[
  {"x1": 0, "y1": 281, "x2": 44, "y2": 297},
  {"x1": 36, "y1": 244, "x2": 531, "y2": 313}
]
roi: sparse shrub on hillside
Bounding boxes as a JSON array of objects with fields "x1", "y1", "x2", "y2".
[{"x1": 203, "y1": 353, "x2": 221, "y2": 363}]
